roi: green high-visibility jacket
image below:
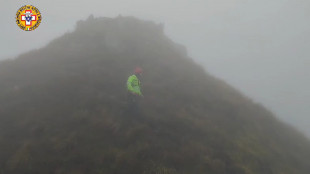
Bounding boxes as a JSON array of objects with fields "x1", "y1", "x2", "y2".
[{"x1": 127, "y1": 74, "x2": 142, "y2": 96}]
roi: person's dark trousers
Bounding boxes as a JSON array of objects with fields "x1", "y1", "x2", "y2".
[{"x1": 127, "y1": 92, "x2": 140, "y2": 116}]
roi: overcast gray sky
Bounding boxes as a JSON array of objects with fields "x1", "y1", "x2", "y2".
[{"x1": 2, "y1": 0, "x2": 310, "y2": 137}]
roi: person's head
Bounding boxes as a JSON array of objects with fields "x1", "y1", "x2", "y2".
[{"x1": 134, "y1": 67, "x2": 143, "y2": 76}]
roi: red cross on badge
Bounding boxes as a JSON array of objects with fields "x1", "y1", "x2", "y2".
[{"x1": 21, "y1": 10, "x2": 37, "y2": 26}]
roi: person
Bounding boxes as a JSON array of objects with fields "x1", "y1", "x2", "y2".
[{"x1": 127, "y1": 67, "x2": 143, "y2": 114}]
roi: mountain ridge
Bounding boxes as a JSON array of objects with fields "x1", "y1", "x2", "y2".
[{"x1": 0, "y1": 16, "x2": 309, "y2": 174}]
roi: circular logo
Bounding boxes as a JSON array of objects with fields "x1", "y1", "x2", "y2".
[{"x1": 16, "y1": 5, "x2": 42, "y2": 31}]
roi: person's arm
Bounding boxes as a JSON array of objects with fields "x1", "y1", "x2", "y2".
[
  {"x1": 136, "y1": 80, "x2": 143, "y2": 96},
  {"x1": 133, "y1": 86, "x2": 142, "y2": 96},
  {"x1": 136, "y1": 88, "x2": 143, "y2": 96}
]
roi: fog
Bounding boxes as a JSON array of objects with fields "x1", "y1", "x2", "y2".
[{"x1": 2, "y1": 0, "x2": 310, "y2": 137}]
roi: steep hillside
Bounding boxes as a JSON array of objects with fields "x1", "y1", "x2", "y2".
[{"x1": 0, "y1": 16, "x2": 309, "y2": 174}]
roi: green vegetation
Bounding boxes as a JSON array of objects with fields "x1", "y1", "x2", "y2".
[{"x1": 0, "y1": 16, "x2": 309, "y2": 174}]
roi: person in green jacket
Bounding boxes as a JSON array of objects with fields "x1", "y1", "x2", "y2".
[{"x1": 127, "y1": 67, "x2": 143, "y2": 113}]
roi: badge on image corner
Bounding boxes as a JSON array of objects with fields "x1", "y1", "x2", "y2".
[{"x1": 16, "y1": 5, "x2": 42, "y2": 31}]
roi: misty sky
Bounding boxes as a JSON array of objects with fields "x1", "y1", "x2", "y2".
[{"x1": 2, "y1": 0, "x2": 310, "y2": 137}]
